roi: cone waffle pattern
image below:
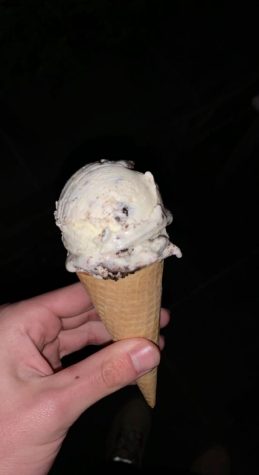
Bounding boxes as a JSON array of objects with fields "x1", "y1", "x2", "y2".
[{"x1": 77, "y1": 260, "x2": 164, "y2": 407}]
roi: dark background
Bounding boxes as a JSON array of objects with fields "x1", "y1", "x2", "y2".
[{"x1": 0, "y1": 2, "x2": 258, "y2": 474}]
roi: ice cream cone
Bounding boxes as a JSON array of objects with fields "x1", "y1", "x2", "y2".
[{"x1": 77, "y1": 260, "x2": 164, "y2": 407}]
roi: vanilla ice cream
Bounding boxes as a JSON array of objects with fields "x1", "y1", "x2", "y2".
[{"x1": 55, "y1": 160, "x2": 181, "y2": 278}]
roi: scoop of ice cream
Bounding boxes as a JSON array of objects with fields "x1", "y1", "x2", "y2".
[{"x1": 55, "y1": 160, "x2": 181, "y2": 278}]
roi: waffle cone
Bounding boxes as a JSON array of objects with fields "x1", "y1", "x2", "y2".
[{"x1": 77, "y1": 260, "x2": 164, "y2": 407}]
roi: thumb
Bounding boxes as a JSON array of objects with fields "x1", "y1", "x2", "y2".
[{"x1": 48, "y1": 338, "x2": 160, "y2": 428}]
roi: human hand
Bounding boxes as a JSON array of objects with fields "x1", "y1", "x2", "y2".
[{"x1": 0, "y1": 283, "x2": 170, "y2": 475}]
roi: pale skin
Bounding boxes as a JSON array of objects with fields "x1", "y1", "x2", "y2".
[{"x1": 0, "y1": 282, "x2": 170, "y2": 475}]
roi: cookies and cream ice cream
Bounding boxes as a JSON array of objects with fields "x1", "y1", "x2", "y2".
[{"x1": 55, "y1": 160, "x2": 181, "y2": 278}]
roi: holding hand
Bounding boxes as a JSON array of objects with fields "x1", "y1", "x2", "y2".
[{"x1": 0, "y1": 283, "x2": 170, "y2": 475}]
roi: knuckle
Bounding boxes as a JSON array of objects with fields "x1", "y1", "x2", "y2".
[{"x1": 101, "y1": 355, "x2": 132, "y2": 388}]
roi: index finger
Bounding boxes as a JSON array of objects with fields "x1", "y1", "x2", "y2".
[{"x1": 31, "y1": 282, "x2": 92, "y2": 318}]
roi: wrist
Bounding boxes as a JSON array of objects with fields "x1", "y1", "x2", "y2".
[{"x1": 0, "y1": 453, "x2": 54, "y2": 475}]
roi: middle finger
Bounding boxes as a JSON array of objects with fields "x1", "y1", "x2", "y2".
[{"x1": 61, "y1": 307, "x2": 99, "y2": 330}]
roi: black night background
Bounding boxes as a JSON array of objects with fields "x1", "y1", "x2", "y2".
[{"x1": 0, "y1": 2, "x2": 258, "y2": 474}]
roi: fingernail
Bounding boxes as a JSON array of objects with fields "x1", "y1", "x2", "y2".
[{"x1": 130, "y1": 343, "x2": 160, "y2": 375}]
